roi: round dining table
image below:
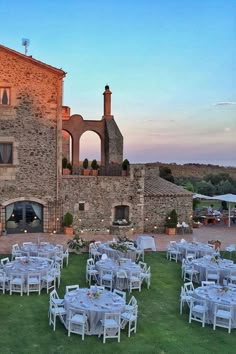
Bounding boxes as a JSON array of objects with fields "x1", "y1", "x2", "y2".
[
  {"x1": 98, "y1": 243, "x2": 137, "y2": 262},
  {"x1": 192, "y1": 256, "x2": 236, "y2": 284},
  {"x1": 3, "y1": 256, "x2": 52, "y2": 292},
  {"x1": 175, "y1": 241, "x2": 215, "y2": 259},
  {"x1": 64, "y1": 287, "x2": 125, "y2": 335},
  {"x1": 19, "y1": 243, "x2": 62, "y2": 258},
  {"x1": 194, "y1": 284, "x2": 236, "y2": 327},
  {"x1": 96, "y1": 258, "x2": 142, "y2": 290}
]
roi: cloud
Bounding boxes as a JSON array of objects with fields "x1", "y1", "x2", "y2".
[{"x1": 214, "y1": 102, "x2": 236, "y2": 106}]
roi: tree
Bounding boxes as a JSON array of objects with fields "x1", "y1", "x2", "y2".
[
  {"x1": 159, "y1": 166, "x2": 175, "y2": 183},
  {"x1": 196, "y1": 180, "x2": 215, "y2": 196}
]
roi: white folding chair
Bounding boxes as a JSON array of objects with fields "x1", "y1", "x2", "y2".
[
  {"x1": 228, "y1": 269, "x2": 236, "y2": 284},
  {"x1": 1, "y1": 257, "x2": 10, "y2": 265},
  {"x1": 201, "y1": 281, "x2": 215, "y2": 287},
  {"x1": 63, "y1": 248, "x2": 69, "y2": 267},
  {"x1": 67, "y1": 308, "x2": 88, "y2": 339},
  {"x1": 125, "y1": 296, "x2": 137, "y2": 312},
  {"x1": 100, "y1": 269, "x2": 113, "y2": 291},
  {"x1": 49, "y1": 292, "x2": 66, "y2": 331},
  {"x1": 128, "y1": 271, "x2": 142, "y2": 293},
  {"x1": 113, "y1": 289, "x2": 126, "y2": 302},
  {"x1": 189, "y1": 298, "x2": 208, "y2": 327},
  {"x1": 180, "y1": 286, "x2": 192, "y2": 315},
  {"x1": 11, "y1": 244, "x2": 21, "y2": 260},
  {"x1": 41, "y1": 271, "x2": 55, "y2": 293},
  {"x1": 120, "y1": 304, "x2": 138, "y2": 337},
  {"x1": 206, "y1": 268, "x2": 220, "y2": 284},
  {"x1": 213, "y1": 303, "x2": 233, "y2": 334},
  {"x1": 100, "y1": 312, "x2": 121, "y2": 343},
  {"x1": 51, "y1": 261, "x2": 61, "y2": 288},
  {"x1": 141, "y1": 266, "x2": 151, "y2": 289},
  {"x1": 184, "y1": 266, "x2": 199, "y2": 283},
  {"x1": 66, "y1": 285, "x2": 79, "y2": 293},
  {"x1": 183, "y1": 282, "x2": 195, "y2": 296},
  {"x1": 10, "y1": 273, "x2": 24, "y2": 296},
  {"x1": 27, "y1": 273, "x2": 41, "y2": 295},
  {"x1": 0, "y1": 270, "x2": 8, "y2": 294},
  {"x1": 86, "y1": 258, "x2": 99, "y2": 285}
]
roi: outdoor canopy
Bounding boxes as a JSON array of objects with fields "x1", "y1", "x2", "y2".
[{"x1": 193, "y1": 193, "x2": 236, "y2": 227}]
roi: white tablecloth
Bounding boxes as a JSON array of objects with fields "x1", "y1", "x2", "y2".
[
  {"x1": 175, "y1": 241, "x2": 215, "y2": 259},
  {"x1": 136, "y1": 235, "x2": 156, "y2": 251},
  {"x1": 3, "y1": 256, "x2": 52, "y2": 292},
  {"x1": 194, "y1": 285, "x2": 236, "y2": 327},
  {"x1": 96, "y1": 258, "x2": 141, "y2": 290},
  {"x1": 19, "y1": 243, "x2": 62, "y2": 258},
  {"x1": 98, "y1": 243, "x2": 137, "y2": 261},
  {"x1": 192, "y1": 256, "x2": 236, "y2": 283},
  {"x1": 64, "y1": 288, "x2": 125, "y2": 335}
]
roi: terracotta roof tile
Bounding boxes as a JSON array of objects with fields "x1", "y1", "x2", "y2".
[{"x1": 144, "y1": 177, "x2": 192, "y2": 197}]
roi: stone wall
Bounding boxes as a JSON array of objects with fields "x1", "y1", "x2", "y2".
[
  {"x1": 0, "y1": 48, "x2": 63, "y2": 230},
  {"x1": 61, "y1": 165, "x2": 145, "y2": 233},
  {"x1": 144, "y1": 195, "x2": 193, "y2": 233}
]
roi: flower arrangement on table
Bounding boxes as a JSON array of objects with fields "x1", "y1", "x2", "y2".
[
  {"x1": 211, "y1": 255, "x2": 220, "y2": 264},
  {"x1": 109, "y1": 242, "x2": 128, "y2": 253},
  {"x1": 117, "y1": 235, "x2": 135, "y2": 244},
  {"x1": 21, "y1": 258, "x2": 31, "y2": 265},
  {"x1": 218, "y1": 286, "x2": 229, "y2": 294},
  {"x1": 87, "y1": 290, "x2": 101, "y2": 299}
]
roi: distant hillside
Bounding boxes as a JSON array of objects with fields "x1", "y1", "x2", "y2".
[{"x1": 146, "y1": 162, "x2": 236, "y2": 180}]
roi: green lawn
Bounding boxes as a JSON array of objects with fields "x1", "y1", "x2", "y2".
[{"x1": 0, "y1": 252, "x2": 235, "y2": 354}]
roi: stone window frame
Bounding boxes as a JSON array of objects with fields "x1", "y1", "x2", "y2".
[
  {"x1": 0, "y1": 142, "x2": 13, "y2": 164},
  {"x1": 0, "y1": 137, "x2": 19, "y2": 167},
  {"x1": 0, "y1": 87, "x2": 11, "y2": 105}
]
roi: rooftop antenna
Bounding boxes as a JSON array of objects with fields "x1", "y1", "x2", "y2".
[{"x1": 22, "y1": 38, "x2": 30, "y2": 55}]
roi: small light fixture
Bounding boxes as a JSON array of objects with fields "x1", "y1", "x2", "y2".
[
  {"x1": 106, "y1": 228, "x2": 110, "y2": 233},
  {"x1": 81, "y1": 229, "x2": 84, "y2": 233},
  {"x1": 12, "y1": 213, "x2": 15, "y2": 217},
  {"x1": 154, "y1": 225, "x2": 157, "y2": 229},
  {"x1": 145, "y1": 217, "x2": 149, "y2": 221},
  {"x1": 24, "y1": 229, "x2": 27, "y2": 233},
  {"x1": 53, "y1": 230, "x2": 56, "y2": 234},
  {"x1": 101, "y1": 219, "x2": 104, "y2": 222},
  {"x1": 56, "y1": 217, "x2": 59, "y2": 221},
  {"x1": 79, "y1": 219, "x2": 81, "y2": 222},
  {"x1": 131, "y1": 227, "x2": 134, "y2": 232}
]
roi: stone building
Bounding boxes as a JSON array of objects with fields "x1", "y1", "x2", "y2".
[{"x1": 0, "y1": 44, "x2": 192, "y2": 236}]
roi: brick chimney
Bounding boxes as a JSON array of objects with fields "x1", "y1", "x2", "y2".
[{"x1": 103, "y1": 85, "x2": 113, "y2": 118}]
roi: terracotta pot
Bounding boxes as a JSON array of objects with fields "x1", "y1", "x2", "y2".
[
  {"x1": 63, "y1": 168, "x2": 71, "y2": 175},
  {"x1": 83, "y1": 169, "x2": 90, "y2": 176},
  {"x1": 165, "y1": 227, "x2": 176, "y2": 236},
  {"x1": 64, "y1": 226, "x2": 74, "y2": 236},
  {"x1": 91, "y1": 169, "x2": 98, "y2": 176}
]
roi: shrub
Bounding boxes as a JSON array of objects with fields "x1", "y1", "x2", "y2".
[
  {"x1": 83, "y1": 158, "x2": 89, "y2": 169},
  {"x1": 165, "y1": 209, "x2": 178, "y2": 228},
  {"x1": 62, "y1": 157, "x2": 68, "y2": 169},
  {"x1": 63, "y1": 212, "x2": 73, "y2": 227},
  {"x1": 122, "y1": 159, "x2": 130, "y2": 171},
  {"x1": 91, "y1": 159, "x2": 99, "y2": 170}
]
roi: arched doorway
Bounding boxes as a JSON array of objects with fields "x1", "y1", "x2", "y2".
[
  {"x1": 5, "y1": 201, "x2": 43, "y2": 234},
  {"x1": 79, "y1": 131, "x2": 101, "y2": 165}
]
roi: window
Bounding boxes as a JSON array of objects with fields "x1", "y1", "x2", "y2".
[
  {"x1": 0, "y1": 88, "x2": 10, "y2": 105},
  {"x1": 79, "y1": 202, "x2": 85, "y2": 211},
  {"x1": 0, "y1": 143, "x2": 13, "y2": 164}
]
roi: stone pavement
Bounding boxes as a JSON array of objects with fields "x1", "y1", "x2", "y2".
[{"x1": 0, "y1": 224, "x2": 235, "y2": 254}]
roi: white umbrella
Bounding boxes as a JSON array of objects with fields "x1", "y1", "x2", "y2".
[
  {"x1": 211, "y1": 194, "x2": 236, "y2": 227},
  {"x1": 192, "y1": 193, "x2": 214, "y2": 199}
]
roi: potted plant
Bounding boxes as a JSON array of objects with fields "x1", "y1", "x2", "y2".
[
  {"x1": 91, "y1": 159, "x2": 99, "y2": 176},
  {"x1": 62, "y1": 157, "x2": 71, "y2": 175},
  {"x1": 165, "y1": 209, "x2": 178, "y2": 235},
  {"x1": 63, "y1": 212, "x2": 74, "y2": 236},
  {"x1": 122, "y1": 159, "x2": 130, "y2": 176},
  {"x1": 82, "y1": 158, "x2": 90, "y2": 176}
]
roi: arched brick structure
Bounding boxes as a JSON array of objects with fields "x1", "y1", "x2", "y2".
[{"x1": 62, "y1": 86, "x2": 123, "y2": 168}]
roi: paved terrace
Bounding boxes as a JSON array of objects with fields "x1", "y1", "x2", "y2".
[{"x1": 0, "y1": 224, "x2": 235, "y2": 254}]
